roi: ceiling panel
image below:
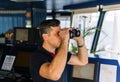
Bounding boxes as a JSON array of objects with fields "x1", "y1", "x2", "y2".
[{"x1": 0, "y1": 0, "x2": 120, "y2": 12}]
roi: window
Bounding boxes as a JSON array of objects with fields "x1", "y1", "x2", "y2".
[
  {"x1": 56, "y1": 16, "x2": 70, "y2": 28},
  {"x1": 96, "y1": 10, "x2": 120, "y2": 58},
  {"x1": 71, "y1": 12, "x2": 100, "y2": 54},
  {"x1": 46, "y1": 16, "x2": 70, "y2": 28}
]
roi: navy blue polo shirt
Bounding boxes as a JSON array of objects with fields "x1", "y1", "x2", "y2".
[{"x1": 29, "y1": 47, "x2": 71, "y2": 82}]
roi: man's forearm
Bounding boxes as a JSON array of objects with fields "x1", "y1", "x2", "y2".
[
  {"x1": 77, "y1": 44, "x2": 88, "y2": 65},
  {"x1": 48, "y1": 41, "x2": 68, "y2": 79}
]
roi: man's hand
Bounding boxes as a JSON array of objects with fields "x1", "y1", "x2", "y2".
[
  {"x1": 72, "y1": 28, "x2": 84, "y2": 45},
  {"x1": 59, "y1": 28, "x2": 70, "y2": 43}
]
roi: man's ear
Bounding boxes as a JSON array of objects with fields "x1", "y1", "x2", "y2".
[{"x1": 42, "y1": 34, "x2": 48, "y2": 41}]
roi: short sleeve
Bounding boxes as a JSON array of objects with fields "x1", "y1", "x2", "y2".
[
  {"x1": 30, "y1": 51, "x2": 49, "y2": 76},
  {"x1": 67, "y1": 52, "x2": 72, "y2": 62}
]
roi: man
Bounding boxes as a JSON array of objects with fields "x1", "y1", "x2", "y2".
[{"x1": 30, "y1": 19, "x2": 88, "y2": 82}]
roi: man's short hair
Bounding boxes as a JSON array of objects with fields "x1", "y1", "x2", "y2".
[
  {"x1": 39, "y1": 19, "x2": 60, "y2": 34},
  {"x1": 38, "y1": 19, "x2": 60, "y2": 44}
]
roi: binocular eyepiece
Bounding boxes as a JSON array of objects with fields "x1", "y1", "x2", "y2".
[{"x1": 69, "y1": 29, "x2": 81, "y2": 38}]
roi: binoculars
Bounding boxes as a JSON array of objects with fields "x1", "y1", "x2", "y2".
[{"x1": 69, "y1": 29, "x2": 80, "y2": 38}]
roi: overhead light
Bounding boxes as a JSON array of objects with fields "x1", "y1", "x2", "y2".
[
  {"x1": 102, "y1": 4, "x2": 120, "y2": 11},
  {"x1": 71, "y1": 7, "x2": 98, "y2": 14},
  {"x1": 11, "y1": 0, "x2": 44, "y2": 2}
]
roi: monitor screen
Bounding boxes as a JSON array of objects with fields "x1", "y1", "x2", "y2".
[
  {"x1": 14, "y1": 27, "x2": 41, "y2": 45},
  {"x1": 0, "y1": 46, "x2": 15, "y2": 72},
  {"x1": 1, "y1": 55, "x2": 15, "y2": 71},
  {"x1": 16, "y1": 29, "x2": 28, "y2": 42},
  {"x1": 14, "y1": 28, "x2": 29, "y2": 44}
]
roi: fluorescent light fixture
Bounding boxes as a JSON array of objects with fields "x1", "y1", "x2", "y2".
[
  {"x1": 102, "y1": 4, "x2": 120, "y2": 11},
  {"x1": 11, "y1": 0, "x2": 44, "y2": 2},
  {"x1": 0, "y1": 10, "x2": 26, "y2": 14},
  {"x1": 71, "y1": 7, "x2": 98, "y2": 14}
]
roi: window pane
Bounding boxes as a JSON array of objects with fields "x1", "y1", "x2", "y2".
[
  {"x1": 46, "y1": 16, "x2": 70, "y2": 28},
  {"x1": 71, "y1": 12, "x2": 100, "y2": 54},
  {"x1": 96, "y1": 10, "x2": 120, "y2": 58}
]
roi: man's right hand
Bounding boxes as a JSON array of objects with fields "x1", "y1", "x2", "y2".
[{"x1": 59, "y1": 28, "x2": 70, "y2": 43}]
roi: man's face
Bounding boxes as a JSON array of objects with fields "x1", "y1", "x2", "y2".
[{"x1": 45, "y1": 26, "x2": 61, "y2": 48}]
